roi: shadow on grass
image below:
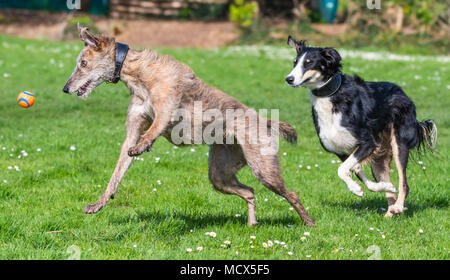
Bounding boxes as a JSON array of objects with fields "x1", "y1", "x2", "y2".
[
  {"x1": 324, "y1": 195, "x2": 448, "y2": 218},
  {"x1": 110, "y1": 210, "x2": 300, "y2": 232}
]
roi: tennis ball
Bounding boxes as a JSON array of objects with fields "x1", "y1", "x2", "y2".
[{"x1": 17, "y1": 91, "x2": 35, "y2": 108}]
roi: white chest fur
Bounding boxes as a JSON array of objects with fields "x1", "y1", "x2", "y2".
[{"x1": 310, "y1": 94, "x2": 357, "y2": 155}]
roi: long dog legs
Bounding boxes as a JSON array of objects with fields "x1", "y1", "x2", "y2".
[
  {"x1": 83, "y1": 98, "x2": 150, "y2": 214},
  {"x1": 389, "y1": 132, "x2": 410, "y2": 215},
  {"x1": 242, "y1": 144, "x2": 315, "y2": 226},
  {"x1": 208, "y1": 144, "x2": 257, "y2": 226}
]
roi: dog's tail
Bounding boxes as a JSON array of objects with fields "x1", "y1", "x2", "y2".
[
  {"x1": 416, "y1": 119, "x2": 437, "y2": 152},
  {"x1": 268, "y1": 120, "x2": 297, "y2": 145}
]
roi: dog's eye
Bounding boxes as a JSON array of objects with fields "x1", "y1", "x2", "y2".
[
  {"x1": 305, "y1": 59, "x2": 311, "y2": 65},
  {"x1": 80, "y1": 60, "x2": 87, "y2": 67},
  {"x1": 293, "y1": 59, "x2": 298, "y2": 65}
]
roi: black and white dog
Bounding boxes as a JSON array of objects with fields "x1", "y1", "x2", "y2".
[{"x1": 285, "y1": 36, "x2": 437, "y2": 217}]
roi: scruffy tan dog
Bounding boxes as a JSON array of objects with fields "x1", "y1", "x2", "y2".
[{"x1": 62, "y1": 24, "x2": 315, "y2": 227}]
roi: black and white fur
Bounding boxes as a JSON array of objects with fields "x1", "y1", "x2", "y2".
[{"x1": 285, "y1": 36, "x2": 437, "y2": 217}]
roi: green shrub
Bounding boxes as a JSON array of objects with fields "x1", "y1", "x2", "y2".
[{"x1": 229, "y1": 0, "x2": 259, "y2": 30}]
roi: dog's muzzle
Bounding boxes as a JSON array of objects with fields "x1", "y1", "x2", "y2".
[
  {"x1": 285, "y1": 76, "x2": 295, "y2": 85},
  {"x1": 63, "y1": 84, "x2": 70, "y2": 94}
]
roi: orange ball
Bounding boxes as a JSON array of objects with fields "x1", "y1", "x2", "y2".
[{"x1": 17, "y1": 91, "x2": 35, "y2": 108}]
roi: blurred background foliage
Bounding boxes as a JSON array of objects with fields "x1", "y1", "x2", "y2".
[
  {"x1": 0, "y1": 0, "x2": 448, "y2": 54},
  {"x1": 233, "y1": 0, "x2": 449, "y2": 54}
]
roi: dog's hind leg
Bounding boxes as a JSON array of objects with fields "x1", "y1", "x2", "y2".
[
  {"x1": 242, "y1": 144, "x2": 315, "y2": 227},
  {"x1": 388, "y1": 131, "x2": 410, "y2": 216},
  {"x1": 369, "y1": 153, "x2": 399, "y2": 217},
  {"x1": 83, "y1": 99, "x2": 150, "y2": 214},
  {"x1": 208, "y1": 144, "x2": 257, "y2": 226}
]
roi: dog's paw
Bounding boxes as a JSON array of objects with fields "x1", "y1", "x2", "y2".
[
  {"x1": 388, "y1": 204, "x2": 404, "y2": 215},
  {"x1": 83, "y1": 202, "x2": 104, "y2": 214},
  {"x1": 347, "y1": 182, "x2": 364, "y2": 197},
  {"x1": 380, "y1": 182, "x2": 396, "y2": 193},
  {"x1": 128, "y1": 146, "x2": 143, "y2": 157},
  {"x1": 367, "y1": 182, "x2": 397, "y2": 193},
  {"x1": 128, "y1": 144, "x2": 152, "y2": 157}
]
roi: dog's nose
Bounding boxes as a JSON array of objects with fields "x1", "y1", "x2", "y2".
[
  {"x1": 62, "y1": 85, "x2": 69, "y2": 93},
  {"x1": 285, "y1": 76, "x2": 295, "y2": 84}
]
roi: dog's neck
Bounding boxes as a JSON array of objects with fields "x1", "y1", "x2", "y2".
[
  {"x1": 119, "y1": 48, "x2": 160, "y2": 97},
  {"x1": 310, "y1": 74, "x2": 342, "y2": 97}
]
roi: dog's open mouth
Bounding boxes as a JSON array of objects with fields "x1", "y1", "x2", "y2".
[{"x1": 77, "y1": 80, "x2": 92, "y2": 96}]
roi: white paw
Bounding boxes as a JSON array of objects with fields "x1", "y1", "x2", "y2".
[
  {"x1": 367, "y1": 182, "x2": 397, "y2": 193},
  {"x1": 388, "y1": 204, "x2": 404, "y2": 214},
  {"x1": 347, "y1": 182, "x2": 364, "y2": 197},
  {"x1": 380, "y1": 182, "x2": 396, "y2": 193}
]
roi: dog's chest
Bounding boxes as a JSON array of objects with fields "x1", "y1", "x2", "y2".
[{"x1": 310, "y1": 95, "x2": 357, "y2": 155}]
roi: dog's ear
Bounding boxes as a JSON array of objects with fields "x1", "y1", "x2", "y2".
[
  {"x1": 321, "y1": 47, "x2": 342, "y2": 70},
  {"x1": 78, "y1": 22, "x2": 103, "y2": 50},
  {"x1": 287, "y1": 35, "x2": 306, "y2": 53}
]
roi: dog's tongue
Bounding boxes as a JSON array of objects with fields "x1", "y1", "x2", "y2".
[{"x1": 77, "y1": 88, "x2": 86, "y2": 96}]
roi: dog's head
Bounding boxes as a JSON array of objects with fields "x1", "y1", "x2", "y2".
[
  {"x1": 285, "y1": 36, "x2": 342, "y2": 89},
  {"x1": 62, "y1": 23, "x2": 116, "y2": 98}
]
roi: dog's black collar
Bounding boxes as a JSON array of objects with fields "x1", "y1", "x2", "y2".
[
  {"x1": 110, "y1": 42, "x2": 129, "y2": 84},
  {"x1": 311, "y1": 74, "x2": 342, "y2": 97}
]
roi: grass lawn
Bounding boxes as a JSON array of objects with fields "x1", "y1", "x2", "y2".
[{"x1": 0, "y1": 35, "x2": 448, "y2": 260}]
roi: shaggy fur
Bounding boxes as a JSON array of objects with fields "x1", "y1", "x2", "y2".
[
  {"x1": 285, "y1": 36, "x2": 436, "y2": 217},
  {"x1": 62, "y1": 25, "x2": 315, "y2": 227}
]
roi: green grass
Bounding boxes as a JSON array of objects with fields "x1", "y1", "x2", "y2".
[{"x1": 0, "y1": 35, "x2": 449, "y2": 260}]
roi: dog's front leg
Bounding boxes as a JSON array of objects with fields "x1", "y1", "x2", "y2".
[
  {"x1": 128, "y1": 105, "x2": 173, "y2": 156},
  {"x1": 83, "y1": 101, "x2": 150, "y2": 214}
]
